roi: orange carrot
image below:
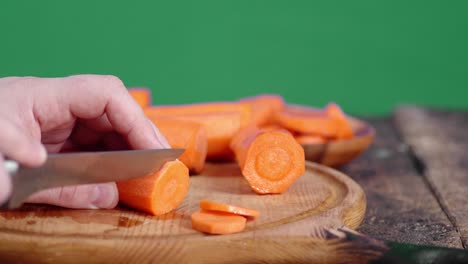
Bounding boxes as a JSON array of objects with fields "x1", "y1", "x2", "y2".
[
  {"x1": 191, "y1": 210, "x2": 246, "y2": 234},
  {"x1": 117, "y1": 160, "x2": 189, "y2": 216},
  {"x1": 259, "y1": 124, "x2": 295, "y2": 134},
  {"x1": 275, "y1": 105, "x2": 339, "y2": 137},
  {"x1": 129, "y1": 88, "x2": 151, "y2": 108},
  {"x1": 149, "y1": 118, "x2": 207, "y2": 173},
  {"x1": 144, "y1": 102, "x2": 252, "y2": 127},
  {"x1": 145, "y1": 109, "x2": 245, "y2": 160},
  {"x1": 230, "y1": 126, "x2": 305, "y2": 194},
  {"x1": 294, "y1": 134, "x2": 328, "y2": 145},
  {"x1": 199, "y1": 200, "x2": 260, "y2": 218},
  {"x1": 239, "y1": 94, "x2": 285, "y2": 126},
  {"x1": 325, "y1": 103, "x2": 354, "y2": 139}
]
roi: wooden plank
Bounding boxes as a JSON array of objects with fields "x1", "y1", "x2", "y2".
[
  {"x1": 394, "y1": 106, "x2": 468, "y2": 248},
  {"x1": 342, "y1": 118, "x2": 462, "y2": 248}
]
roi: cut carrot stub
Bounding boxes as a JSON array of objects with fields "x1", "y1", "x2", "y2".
[
  {"x1": 294, "y1": 135, "x2": 328, "y2": 145},
  {"x1": 145, "y1": 109, "x2": 244, "y2": 160},
  {"x1": 117, "y1": 160, "x2": 189, "y2": 216},
  {"x1": 275, "y1": 105, "x2": 339, "y2": 137},
  {"x1": 199, "y1": 200, "x2": 260, "y2": 218},
  {"x1": 230, "y1": 126, "x2": 305, "y2": 194},
  {"x1": 128, "y1": 88, "x2": 151, "y2": 108},
  {"x1": 191, "y1": 210, "x2": 246, "y2": 235},
  {"x1": 325, "y1": 103, "x2": 354, "y2": 139},
  {"x1": 239, "y1": 94, "x2": 285, "y2": 126},
  {"x1": 149, "y1": 118, "x2": 207, "y2": 174}
]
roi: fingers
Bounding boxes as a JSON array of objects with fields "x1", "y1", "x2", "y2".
[
  {"x1": 25, "y1": 182, "x2": 118, "y2": 209},
  {"x1": 0, "y1": 155, "x2": 12, "y2": 204},
  {"x1": 150, "y1": 121, "x2": 171, "y2": 148},
  {"x1": 41, "y1": 122, "x2": 75, "y2": 153},
  {"x1": 58, "y1": 75, "x2": 170, "y2": 149},
  {"x1": 70, "y1": 121, "x2": 105, "y2": 147},
  {"x1": 0, "y1": 115, "x2": 47, "y2": 167}
]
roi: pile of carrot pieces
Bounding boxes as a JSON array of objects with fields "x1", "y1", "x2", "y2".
[{"x1": 120, "y1": 88, "x2": 354, "y2": 233}]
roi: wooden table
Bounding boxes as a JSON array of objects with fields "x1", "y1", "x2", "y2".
[{"x1": 342, "y1": 106, "x2": 467, "y2": 249}]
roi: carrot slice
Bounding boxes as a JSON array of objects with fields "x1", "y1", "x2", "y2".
[
  {"x1": 294, "y1": 134, "x2": 328, "y2": 145},
  {"x1": 145, "y1": 109, "x2": 245, "y2": 160},
  {"x1": 275, "y1": 105, "x2": 339, "y2": 137},
  {"x1": 117, "y1": 160, "x2": 189, "y2": 216},
  {"x1": 191, "y1": 210, "x2": 246, "y2": 235},
  {"x1": 150, "y1": 118, "x2": 207, "y2": 173},
  {"x1": 325, "y1": 103, "x2": 354, "y2": 139},
  {"x1": 230, "y1": 126, "x2": 305, "y2": 194},
  {"x1": 128, "y1": 88, "x2": 151, "y2": 108},
  {"x1": 199, "y1": 200, "x2": 260, "y2": 218},
  {"x1": 239, "y1": 94, "x2": 285, "y2": 126}
]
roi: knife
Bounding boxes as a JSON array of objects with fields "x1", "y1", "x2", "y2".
[{"x1": 1, "y1": 148, "x2": 184, "y2": 209}]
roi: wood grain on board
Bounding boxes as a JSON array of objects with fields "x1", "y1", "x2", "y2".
[{"x1": 0, "y1": 162, "x2": 369, "y2": 263}]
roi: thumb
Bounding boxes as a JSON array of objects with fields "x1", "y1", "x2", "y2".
[{"x1": 25, "y1": 183, "x2": 118, "y2": 209}]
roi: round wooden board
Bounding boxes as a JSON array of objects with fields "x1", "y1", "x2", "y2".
[{"x1": 0, "y1": 162, "x2": 366, "y2": 263}]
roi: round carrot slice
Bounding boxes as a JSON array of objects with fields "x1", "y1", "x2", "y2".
[
  {"x1": 191, "y1": 210, "x2": 247, "y2": 235},
  {"x1": 200, "y1": 200, "x2": 260, "y2": 218}
]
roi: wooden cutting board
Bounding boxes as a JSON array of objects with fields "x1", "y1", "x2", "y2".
[{"x1": 0, "y1": 162, "x2": 370, "y2": 263}]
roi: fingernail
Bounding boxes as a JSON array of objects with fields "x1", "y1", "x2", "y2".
[
  {"x1": 90, "y1": 183, "x2": 118, "y2": 209},
  {"x1": 150, "y1": 121, "x2": 171, "y2": 148}
]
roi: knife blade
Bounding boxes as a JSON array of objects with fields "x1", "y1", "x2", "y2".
[{"x1": 2, "y1": 148, "x2": 184, "y2": 209}]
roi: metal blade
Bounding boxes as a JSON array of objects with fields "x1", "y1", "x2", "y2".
[{"x1": 7, "y1": 148, "x2": 184, "y2": 208}]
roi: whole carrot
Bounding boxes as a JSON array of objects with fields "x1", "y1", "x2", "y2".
[
  {"x1": 239, "y1": 94, "x2": 285, "y2": 126},
  {"x1": 150, "y1": 117, "x2": 207, "y2": 174},
  {"x1": 145, "y1": 103, "x2": 252, "y2": 160}
]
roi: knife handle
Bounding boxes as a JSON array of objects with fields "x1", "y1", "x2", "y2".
[
  {"x1": 4, "y1": 160, "x2": 18, "y2": 175},
  {"x1": 0, "y1": 160, "x2": 17, "y2": 210}
]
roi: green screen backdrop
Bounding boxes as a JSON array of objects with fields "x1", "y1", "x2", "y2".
[{"x1": 1, "y1": 0, "x2": 467, "y2": 116}]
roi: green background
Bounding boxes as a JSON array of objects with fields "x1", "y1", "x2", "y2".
[{"x1": 1, "y1": 0, "x2": 467, "y2": 116}]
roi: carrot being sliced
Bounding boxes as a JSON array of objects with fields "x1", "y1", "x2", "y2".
[
  {"x1": 275, "y1": 105, "x2": 339, "y2": 137},
  {"x1": 149, "y1": 118, "x2": 207, "y2": 174},
  {"x1": 191, "y1": 210, "x2": 246, "y2": 235},
  {"x1": 230, "y1": 126, "x2": 305, "y2": 194},
  {"x1": 117, "y1": 160, "x2": 189, "y2": 216},
  {"x1": 294, "y1": 134, "x2": 328, "y2": 145},
  {"x1": 199, "y1": 200, "x2": 260, "y2": 218},
  {"x1": 128, "y1": 88, "x2": 151, "y2": 108},
  {"x1": 145, "y1": 109, "x2": 244, "y2": 160},
  {"x1": 325, "y1": 102, "x2": 354, "y2": 139},
  {"x1": 239, "y1": 94, "x2": 285, "y2": 126}
]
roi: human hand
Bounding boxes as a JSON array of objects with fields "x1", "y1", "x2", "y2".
[{"x1": 0, "y1": 75, "x2": 169, "y2": 209}]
